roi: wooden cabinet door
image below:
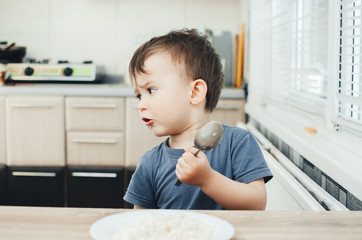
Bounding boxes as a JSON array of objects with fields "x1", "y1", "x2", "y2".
[
  {"x1": 66, "y1": 97, "x2": 124, "y2": 131},
  {"x1": 125, "y1": 98, "x2": 166, "y2": 167},
  {"x1": 6, "y1": 96, "x2": 65, "y2": 166},
  {"x1": 0, "y1": 96, "x2": 5, "y2": 165},
  {"x1": 67, "y1": 131, "x2": 125, "y2": 166},
  {"x1": 211, "y1": 99, "x2": 246, "y2": 126}
]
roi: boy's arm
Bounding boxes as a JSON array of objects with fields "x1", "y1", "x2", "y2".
[
  {"x1": 200, "y1": 172, "x2": 266, "y2": 210},
  {"x1": 176, "y1": 148, "x2": 267, "y2": 210}
]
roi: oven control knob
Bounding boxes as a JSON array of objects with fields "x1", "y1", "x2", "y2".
[
  {"x1": 63, "y1": 67, "x2": 73, "y2": 76},
  {"x1": 24, "y1": 67, "x2": 34, "y2": 76}
]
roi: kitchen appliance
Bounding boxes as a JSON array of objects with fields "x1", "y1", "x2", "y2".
[
  {"x1": 0, "y1": 42, "x2": 26, "y2": 64},
  {"x1": 6, "y1": 61, "x2": 104, "y2": 83}
]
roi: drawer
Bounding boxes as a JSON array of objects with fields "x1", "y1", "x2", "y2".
[
  {"x1": 8, "y1": 166, "x2": 65, "y2": 207},
  {"x1": 67, "y1": 166, "x2": 124, "y2": 208},
  {"x1": 0, "y1": 165, "x2": 8, "y2": 205},
  {"x1": 67, "y1": 131, "x2": 125, "y2": 166},
  {"x1": 66, "y1": 97, "x2": 124, "y2": 131}
]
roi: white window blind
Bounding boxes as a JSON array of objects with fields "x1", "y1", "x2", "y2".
[
  {"x1": 268, "y1": 0, "x2": 329, "y2": 114},
  {"x1": 335, "y1": 0, "x2": 362, "y2": 132}
]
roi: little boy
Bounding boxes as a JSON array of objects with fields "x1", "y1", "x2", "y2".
[{"x1": 124, "y1": 29, "x2": 272, "y2": 210}]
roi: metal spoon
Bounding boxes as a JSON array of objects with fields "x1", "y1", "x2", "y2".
[{"x1": 175, "y1": 121, "x2": 224, "y2": 186}]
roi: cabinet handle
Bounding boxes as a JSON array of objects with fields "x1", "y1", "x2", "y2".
[
  {"x1": 10, "y1": 103, "x2": 55, "y2": 108},
  {"x1": 72, "y1": 172, "x2": 117, "y2": 178},
  {"x1": 215, "y1": 106, "x2": 239, "y2": 111},
  {"x1": 72, "y1": 138, "x2": 117, "y2": 144},
  {"x1": 12, "y1": 171, "x2": 56, "y2": 177},
  {"x1": 72, "y1": 104, "x2": 117, "y2": 109}
]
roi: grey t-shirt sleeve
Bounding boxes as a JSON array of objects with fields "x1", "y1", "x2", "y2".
[
  {"x1": 231, "y1": 131, "x2": 273, "y2": 184},
  {"x1": 123, "y1": 155, "x2": 157, "y2": 208}
]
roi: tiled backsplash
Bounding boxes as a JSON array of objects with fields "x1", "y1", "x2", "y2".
[
  {"x1": 0, "y1": 0, "x2": 241, "y2": 76},
  {"x1": 252, "y1": 119, "x2": 362, "y2": 211}
]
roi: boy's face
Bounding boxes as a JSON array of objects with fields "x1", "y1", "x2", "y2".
[{"x1": 133, "y1": 51, "x2": 193, "y2": 137}]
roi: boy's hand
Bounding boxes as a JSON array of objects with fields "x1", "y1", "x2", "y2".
[{"x1": 175, "y1": 147, "x2": 214, "y2": 187}]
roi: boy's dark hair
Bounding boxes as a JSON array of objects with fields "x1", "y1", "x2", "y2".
[{"x1": 129, "y1": 28, "x2": 224, "y2": 112}]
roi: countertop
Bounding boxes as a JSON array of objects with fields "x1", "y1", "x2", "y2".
[
  {"x1": 1, "y1": 206, "x2": 361, "y2": 240},
  {"x1": 0, "y1": 83, "x2": 245, "y2": 99}
]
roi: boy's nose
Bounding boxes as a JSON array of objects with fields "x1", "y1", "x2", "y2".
[{"x1": 138, "y1": 100, "x2": 147, "y2": 111}]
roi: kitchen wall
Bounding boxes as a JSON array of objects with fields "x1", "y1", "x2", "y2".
[{"x1": 0, "y1": 0, "x2": 242, "y2": 78}]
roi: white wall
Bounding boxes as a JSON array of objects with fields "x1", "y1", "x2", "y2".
[
  {"x1": 0, "y1": 0, "x2": 241, "y2": 77},
  {"x1": 247, "y1": 0, "x2": 269, "y2": 105}
]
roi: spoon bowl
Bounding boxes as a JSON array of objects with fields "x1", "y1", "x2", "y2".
[
  {"x1": 175, "y1": 121, "x2": 224, "y2": 186},
  {"x1": 194, "y1": 121, "x2": 224, "y2": 151}
]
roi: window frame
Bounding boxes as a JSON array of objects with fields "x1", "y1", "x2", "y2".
[
  {"x1": 246, "y1": 0, "x2": 362, "y2": 203},
  {"x1": 267, "y1": 0, "x2": 330, "y2": 119},
  {"x1": 331, "y1": 0, "x2": 362, "y2": 135}
]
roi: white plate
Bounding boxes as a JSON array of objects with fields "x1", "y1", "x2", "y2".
[{"x1": 90, "y1": 209, "x2": 234, "y2": 240}]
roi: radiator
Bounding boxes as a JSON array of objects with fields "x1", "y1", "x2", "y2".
[{"x1": 237, "y1": 122, "x2": 348, "y2": 211}]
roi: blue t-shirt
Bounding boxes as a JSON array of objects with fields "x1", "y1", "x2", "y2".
[{"x1": 124, "y1": 124, "x2": 273, "y2": 209}]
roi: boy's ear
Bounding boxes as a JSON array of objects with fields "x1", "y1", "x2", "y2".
[{"x1": 190, "y1": 79, "x2": 207, "y2": 105}]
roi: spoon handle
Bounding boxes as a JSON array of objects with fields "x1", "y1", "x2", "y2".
[
  {"x1": 194, "y1": 149, "x2": 201, "y2": 157},
  {"x1": 175, "y1": 148, "x2": 201, "y2": 186},
  {"x1": 175, "y1": 179, "x2": 182, "y2": 186}
]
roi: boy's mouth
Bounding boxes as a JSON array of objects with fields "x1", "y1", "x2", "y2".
[{"x1": 142, "y1": 117, "x2": 153, "y2": 126}]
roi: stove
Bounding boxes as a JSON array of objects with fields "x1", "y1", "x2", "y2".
[{"x1": 6, "y1": 60, "x2": 104, "y2": 83}]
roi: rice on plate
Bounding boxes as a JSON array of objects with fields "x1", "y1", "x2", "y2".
[{"x1": 113, "y1": 213, "x2": 214, "y2": 240}]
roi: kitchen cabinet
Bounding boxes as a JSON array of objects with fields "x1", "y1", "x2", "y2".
[
  {"x1": 5, "y1": 96, "x2": 65, "y2": 166},
  {"x1": 0, "y1": 97, "x2": 7, "y2": 205},
  {"x1": 211, "y1": 99, "x2": 246, "y2": 126},
  {"x1": 65, "y1": 97, "x2": 125, "y2": 166},
  {"x1": 67, "y1": 166, "x2": 124, "y2": 208},
  {"x1": 65, "y1": 97, "x2": 125, "y2": 208},
  {"x1": 8, "y1": 166, "x2": 65, "y2": 207},
  {"x1": 0, "y1": 92, "x2": 245, "y2": 207},
  {"x1": 0, "y1": 96, "x2": 6, "y2": 165},
  {"x1": 5, "y1": 96, "x2": 65, "y2": 206},
  {"x1": 0, "y1": 165, "x2": 8, "y2": 205}
]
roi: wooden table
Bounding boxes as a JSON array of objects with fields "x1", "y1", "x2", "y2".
[{"x1": 1, "y1": 206, "x2": 362, "y2": 239}]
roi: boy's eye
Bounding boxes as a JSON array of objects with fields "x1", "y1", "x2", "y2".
[
  {"x1": 136, "y1": 94, "x2": 142, "y2": 100},
  {"x1": 147, "y1": 88, "x2": 155, "y2": 94}
]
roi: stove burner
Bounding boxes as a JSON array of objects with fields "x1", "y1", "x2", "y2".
[
  {"x1": 57, "y1": 60, "x2": 69, "y2": 64},
  {"x1": 5, "y1": 60, "x2": 104, "y2": 83}
]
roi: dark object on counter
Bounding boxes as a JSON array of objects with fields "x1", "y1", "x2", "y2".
[{"x1": 0, "y1": 42, "x2": 27, "y2": 64}]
